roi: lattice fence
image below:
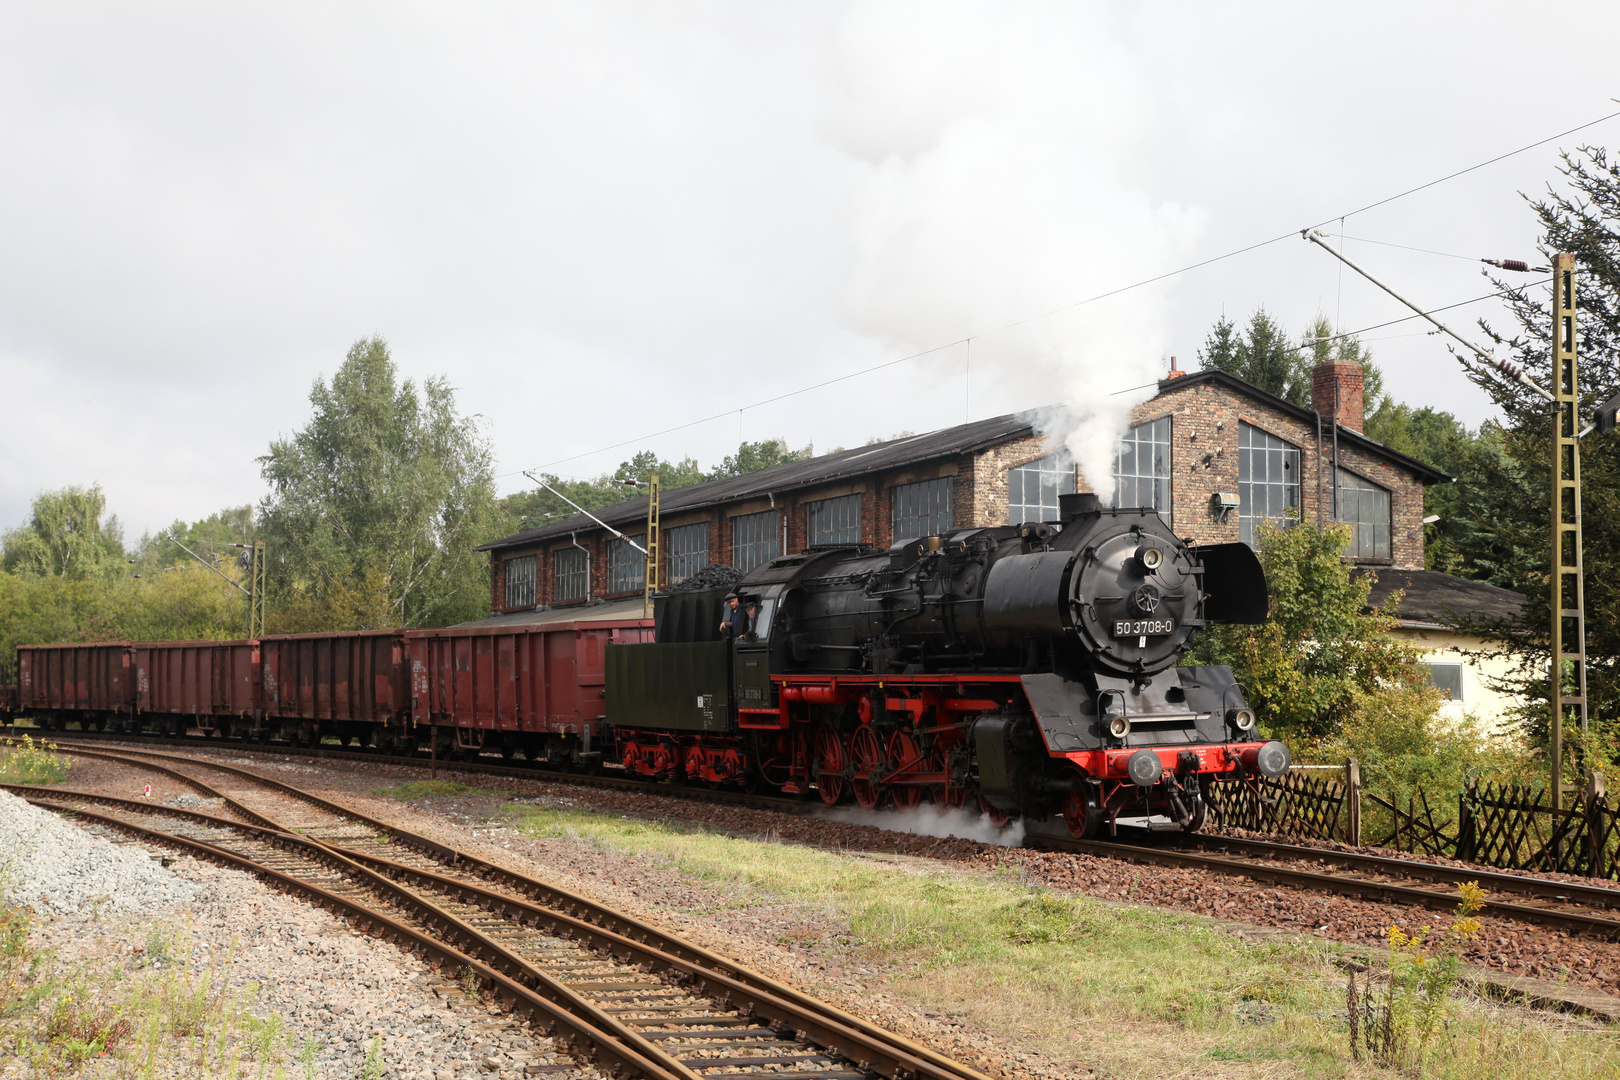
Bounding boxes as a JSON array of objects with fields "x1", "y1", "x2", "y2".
[
  {"x1": 1206, "y1": 769, "x2": 1353, "y2": 842},
  {"x1": 1241, "y1": 766, "x2": 1620, "y2": 879}
]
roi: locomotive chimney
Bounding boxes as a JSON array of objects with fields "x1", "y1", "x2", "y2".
[
  {"x1": 1059, "y1": 492, "x2": 1102, "y2": 524},
  {"x1": 1311, "y1": 361, "x2": 1364, "y2": 433}
]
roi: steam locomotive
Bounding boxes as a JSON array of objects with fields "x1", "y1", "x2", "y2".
[
  {"x1": 607, "y1": 492, "x2": 1289, "y2": 837},
  {"x1": 6, "y1": 492, "x2": 1288, "y2": 838}
]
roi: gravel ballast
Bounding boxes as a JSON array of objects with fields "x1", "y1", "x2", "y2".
[{"x1": 0, "y1": 789, "x2": 197, "y2": 915}]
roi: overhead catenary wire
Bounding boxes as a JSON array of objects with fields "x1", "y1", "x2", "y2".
[{"x1": 506, "y1": 107, "x2": 1620, "y2": 480}]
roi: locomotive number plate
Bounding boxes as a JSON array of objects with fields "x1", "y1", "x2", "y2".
[{"x1": 1112, "y1": 619, "x2": 1174, "y2": 637}]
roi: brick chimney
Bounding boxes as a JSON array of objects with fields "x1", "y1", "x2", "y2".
[
  {"x1": 1166, "y1": 355, "x2": 1186, "y2": 379},
  {"x1": 1312, "y1": 362, "x2": 1364, "y2": 432}
]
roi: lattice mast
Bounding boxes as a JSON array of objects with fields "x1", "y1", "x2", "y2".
[
  {"x1": 1550, "y1": 254, "x2": 1587, "y2": 811},
  {"x1": 643, "y1": 474, "x2": 660, "y2": 619}
]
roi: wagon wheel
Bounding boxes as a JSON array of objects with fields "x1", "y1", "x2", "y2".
[
  {"x1": 813, "y1": 726, "x2": 846, "y2": 806},
  {"x1": 978, "y1": 795, "x2": 1012, "y2": 829},
  {"x1": 848, "y1": 726, "x2": 884, "y2": 810},
  {"x1": 886, "y1": 730, "x2": 922, "y2": 810}
]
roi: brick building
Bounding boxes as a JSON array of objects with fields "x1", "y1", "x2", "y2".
[{"x1": 477, "y1": 361, "x2": 1449, "y2": 622}]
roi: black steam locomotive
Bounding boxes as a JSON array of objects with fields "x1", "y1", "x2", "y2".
[{"x1": 606, "y1": 492, "x2": 1289, "y2": 837}]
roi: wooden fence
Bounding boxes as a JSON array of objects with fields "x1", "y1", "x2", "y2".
[
  {"x1": 1206, "y1": 765, "x2": 1360, "y2": 844},
  {"x1": 1209, "y1": 763, "x2": 1620, "y2": 879}
]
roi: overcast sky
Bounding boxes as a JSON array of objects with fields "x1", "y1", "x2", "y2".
[{"x1": 2, "y1": 2, "x2": 1618, "y2": 537}]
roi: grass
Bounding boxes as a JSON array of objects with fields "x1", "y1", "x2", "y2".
[
  {"x1": 0, "y1": 906, "x2": 319, "y2": 1078},
  {"x1": 504, "y1": 804, "x2": 1620, "y2": 1080},
  {"x1": 0, "y1": 734, "x2": 71, "y2": 785},
  {"x1": 370, "y1": 779, "x2": 496, "y2": 801}
]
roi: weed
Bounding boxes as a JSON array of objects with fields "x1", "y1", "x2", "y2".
[
  {"x1": 43, "y1": 978, "x2": 134, "y2": 1065},
  {"x1": 1347, "y1": 881, "x2": 1487, "y2": 1073},
  {"x1": 298, "y1": 1036, "x2": 321, "y2": 1080},
  {"x1": 0, "y1": 734, "x2": 70, "y2": 784},
  {"x1": 459, "y1": 964, "x2": 483, "y2": 998},
  {"x1": 362, "y1": 1033, "x2": 384, "y2": 1079}
]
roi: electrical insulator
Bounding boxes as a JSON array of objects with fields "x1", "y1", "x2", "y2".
[{"x1": 1482, "y1": 258, "x2": 1532, "y2": 272}]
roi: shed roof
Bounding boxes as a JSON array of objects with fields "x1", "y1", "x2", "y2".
[
  {"x1": 452, "y1": 596, "x2": 650, "y2": 627},
  {"x1": 481, "y1": 411, "x2": 1037, "y2": 552},
  {"x1": 1351, "y1": 568, "x2": 1528, "y2": 628},
  {"x1": 484, "y1": 371, "x2": 1454, "y2": 554}
]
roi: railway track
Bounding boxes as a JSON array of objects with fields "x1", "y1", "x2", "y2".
[
  {"x1": 13, "y1": 745, "x2": 991, "y2": 1080},
  {"x1": 33, "y1": 734, "x2": 1620, "y2": 941}
]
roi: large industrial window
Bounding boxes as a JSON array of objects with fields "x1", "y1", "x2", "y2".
[
  {"x1": 1336, "y1": 468, "x2": 1392, "y2": 560},
  {"x1": 732, "y1": 510, "x2": 781, "y2": 572},
  {"x1": 666, "y1": 522, "x2": 710, "y2": 584},
  {"x1": 891, "y1": 477, "x2": 954, "y2": 542},
  {"x1": 607, "y1": 535, "x2": 645, "y2": 594},
  {"x1": 1423, "y1": 662, "x2": 1464, "y2": 702},
  {"x1": 504, "y1": 555, "x2": 537, "y2": 609},
  {"x1": 554, "y1": 547, "x2": 589, "y2": 603},
  {"x1": 1238, "y1": 423, "x2": 1300, "y2": 548},
  {"x1": 1007, "y1": 452, "x2": 1074, "y2": 525},
  {"x1": 1113, "y1": 417, "x2": 1172, "y2": 523},
  {"x1": 808, "y1": 494, "x2": 862, "y2": 547}
]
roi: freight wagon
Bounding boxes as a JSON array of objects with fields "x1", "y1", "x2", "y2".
[{"x1": 407, "y1": 616, "x2": 654, "y2": 766}]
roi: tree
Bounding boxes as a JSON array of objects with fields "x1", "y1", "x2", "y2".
[
  {"x1": 257, "y1": 336, "x2": 503, "y2": 630},
  {"x1": 502, "y1": 439, "x2": 813, "y2": 534},
  {"x1": 709, "y1": 438, "x2": 812, "y2": 479},
  {"x1": 130, "y1": 505, "x2": 257, "y2": 576},
  {"x1": 1442, "y1": 146, "x2": 1620, "y2": 760},
  {"x1": 1197, "y1": 308, "x2": 1312, "y2": 405},
  {"x1": 0, "y1": 485, "x2": 126, "y2": 580},
  {"x1": 1185, "y1": 519, "x2": 1432, "y2": 746}
]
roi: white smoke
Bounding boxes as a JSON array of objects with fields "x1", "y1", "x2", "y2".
[
  {"x1": 817, "y1": 803, "x2": 1027, "y2": 847},
  {"x1": 829, "y1": 4, "x2": 1204, "y2": 501}
]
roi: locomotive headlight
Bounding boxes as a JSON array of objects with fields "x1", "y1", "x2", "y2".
[
  {"x1": 1107, "y1": 714, "x2": 1131, "y2": 739},
  {"x1": 1136, "y1": 545, "x2": 1164, "y2": 572},
  {"x1": 1228, "y1": 707, "x2": 1256, "y2": 731}
]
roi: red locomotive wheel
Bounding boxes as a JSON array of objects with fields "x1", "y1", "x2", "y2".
[
  {"x1": 1063, "y1": 787, "x2": 1103, "y2": 839},
  {"x1": 848, "y1": 726, "x2": 883, "y2": 810},
  {"x1": 886, "y1": 731, "x2": 922, "y2": 810},
  {"x1": 813, "y1": 726, "x2": 846, "y2": 805},
  {"x1": 978, "y1": 795, "x2": 1012, "y2": 829}
]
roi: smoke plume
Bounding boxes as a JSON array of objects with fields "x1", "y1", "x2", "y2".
[
  {"x1": 817, "y1": 802, "x2": 1027, "y2": 847},
  {"x1": 830, "y1": 4, "x2": 1204, "y2": 499}
]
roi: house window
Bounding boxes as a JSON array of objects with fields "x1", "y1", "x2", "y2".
[
  {"x1": 1238, "y1": 423, "x2": 1300, "y2": 548},
  {"x1": 1114, "y1": 417, "x2": 1172, "y2": 523},
  {"x1": 666, "y1": 522, "x2": 710, "y2": 584},
  {"x1": 1423, "y1": 662, "x2": 1464, "y2": 702},
  {"x1": 1337, "y1": 468, "x2": 1392, "y2": 560},
  {"x1": 808, "y1": 494, "x2": 862, "y2": 546},
  {"x1": 554, "y1": 547, "x2": 589, "y2": 603},
  {"x1": 892, "y1": 477, "x2": 954, "y2": 542},
  {"x1": 732, "y1": 510, "x2": 781, "y2": 572},
  {"x1": 1007, "y1": 452, "x2": 1075, "y2": 525},
  {"x1": 607, "y1": 535, "x2": 646, "y2": 594},
  {"x1": 504, "y1": 555, "x2": 537, "y2": 609}
]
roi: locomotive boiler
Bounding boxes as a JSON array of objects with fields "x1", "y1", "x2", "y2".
[{"x1": 605, "y1": 492, "x2": 1290, "y2": 837}]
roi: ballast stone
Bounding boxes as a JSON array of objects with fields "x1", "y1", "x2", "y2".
[{"x1": 0, "y1": 789, "x2": 198, "y2": 915}]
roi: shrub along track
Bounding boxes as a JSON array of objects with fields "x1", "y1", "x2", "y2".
[
  {"x1": 37, "y1": 734, "x2": 1620, "y2": 948},
  {"x1": 14, "y1": 744, "x2": 992, "y2": 1080}
]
